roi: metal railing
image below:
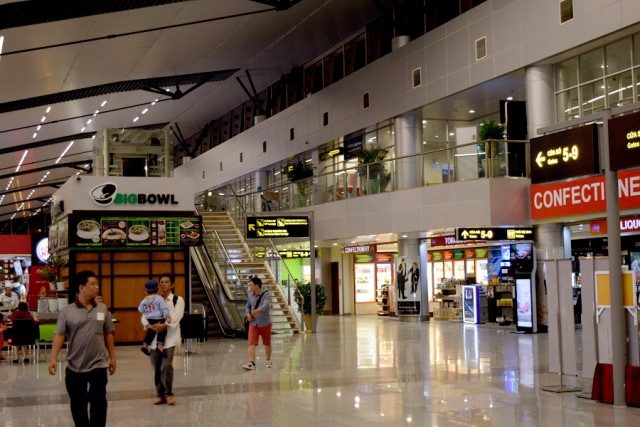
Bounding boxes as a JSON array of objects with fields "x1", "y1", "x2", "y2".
[{"x1": 205, "y1": 139, "x2": 529, "y2": 222}]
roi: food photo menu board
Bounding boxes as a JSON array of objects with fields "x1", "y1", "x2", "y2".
[{"x1": 69, "y1": 214, "x2": 202, "y2": 248}]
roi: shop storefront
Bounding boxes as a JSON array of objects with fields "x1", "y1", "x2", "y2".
[{"x1": 47, "y1": 176, "x2": 201, "y2": 344}]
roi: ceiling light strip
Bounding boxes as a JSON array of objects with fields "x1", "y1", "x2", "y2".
[{"x1": 15, "y1": 150, "x2": 28, "y2": 172}]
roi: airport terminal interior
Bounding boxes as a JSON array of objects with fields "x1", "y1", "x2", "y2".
[{"x1": 3, "y1": 1, "x2": 640, "y2": 425}]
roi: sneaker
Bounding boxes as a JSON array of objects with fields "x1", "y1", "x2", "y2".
[
  {"x1": 166, "y1": 395, "x2": 175, "y2": 405},
  {"x1": 266, "y1": 359, "x2": 273, "y2": 368},
  {"x1": 242, "y1": 361, "x2": 256, "y2": 370},
  {"x1": 153, "y1": 396, "x2": 167, "y2": 405}
]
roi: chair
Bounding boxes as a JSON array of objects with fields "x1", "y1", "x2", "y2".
[
  {"x1": 10, "y1": 319, "x2": 37, "y2": 362},
  {"x1": 36, "y1": 323, "x2": 57, "y2": 361},
  {"x1": 180, "y1": 313, "x2": 206, "y2": 354}
]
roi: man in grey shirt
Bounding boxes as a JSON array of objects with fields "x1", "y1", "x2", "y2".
[{"x1": 49, "y1": 270, "x2": 116, "y2": 427}]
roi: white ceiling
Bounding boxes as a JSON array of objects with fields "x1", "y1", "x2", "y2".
[{"x1": 0, "y1": 0, "x2": 524, "y2": 233}]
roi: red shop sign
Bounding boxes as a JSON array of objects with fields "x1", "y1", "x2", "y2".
[
  {"x1": 591, "y1": 216, "x2": 640, "y2": 234},
  {"x1": 530, "y1": 168, "x2": 640, "y2": 219}
]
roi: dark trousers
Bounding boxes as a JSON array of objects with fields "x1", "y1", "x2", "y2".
[
  {"x1": 65, "y1": 367, "x2": 108, "y2": 427},
  {"x1": 143, "y1": 318, "x2": 167, "y2": 346},
  {"x1": 150, "y1": 346, "x2": 175, "y2": 397}
]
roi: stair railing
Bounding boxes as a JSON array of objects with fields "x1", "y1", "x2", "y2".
[{"x1": 225, "y1": 185, "x2": 303, "y2": 331}]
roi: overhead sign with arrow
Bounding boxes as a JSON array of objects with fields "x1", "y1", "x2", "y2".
[
  {"x1": 530, "y1": 124, "x2": 599, "y2": 184},
  {"x1": 246, "y1": 216, "x2": 310, "y2": 239},
  {"x1": 456, "y1": 227, "x2": 535, "y2": 241}
]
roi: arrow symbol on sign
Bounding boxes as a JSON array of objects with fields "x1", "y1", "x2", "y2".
[
  {"x1": 536, "y1": 151, "x2": 546, "y2": 167},
  {"x1": 248, "y1": 224, "x2": 255, "y2": 231},
  {"x1": 461, "y1": 230, "x2": 469, "y2": 239}
]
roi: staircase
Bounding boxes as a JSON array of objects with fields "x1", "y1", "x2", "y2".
[{"x1": 200, "y1": 211, "x2": 300, "y2": 334}]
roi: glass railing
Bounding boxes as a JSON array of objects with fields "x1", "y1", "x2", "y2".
[{"x1": 204, "y1": 139, "x2": 529, "y2": 222}]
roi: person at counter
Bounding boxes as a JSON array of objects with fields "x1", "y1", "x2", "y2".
[
  {"x1": 0, "y1": 313, "x2": 6, "y2": 362},
  {"x1": 9, "y1": 301, "x2": 34, "y2": 363},
  {"x1": 0, "y1": 284, "x2": 19, "y2": 308}
]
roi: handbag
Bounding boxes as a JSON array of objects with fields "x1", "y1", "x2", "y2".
[{"x1": 244, "y1": 291, "x2": 265, "y2": 332}]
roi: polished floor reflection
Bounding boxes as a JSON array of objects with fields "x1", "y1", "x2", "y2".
[{"x1": 1, "y1": 316, "x2": 639, "y2": 426}]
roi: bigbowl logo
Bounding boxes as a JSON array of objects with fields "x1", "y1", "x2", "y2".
[{"x1": 90, "y1": 183, "x2": 117, "y2": 206}]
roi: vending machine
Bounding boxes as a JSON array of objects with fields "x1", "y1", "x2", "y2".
[{"x1": 462, "y1": 285, "x2": 488, "y2": 324}]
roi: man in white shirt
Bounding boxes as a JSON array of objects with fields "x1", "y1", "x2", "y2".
[
  {"x1": 141, "y1": 273, "x2": 184, "y2": 406},
  {"x1": 0, "y1": 285, "x2": 19, "y2": 307}
]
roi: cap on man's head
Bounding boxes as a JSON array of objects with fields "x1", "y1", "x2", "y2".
[{"x1": 144, "y1": 280, "x2": 159, "y2": 293}]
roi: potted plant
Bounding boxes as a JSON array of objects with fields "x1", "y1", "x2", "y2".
[
  {"x1": 293, "y1": 281, "x2": 327, "y2": 331},
  {"x1": 478, "y1": 120, "x2": 506, "y2": 177},
  {"x1": 42, "y1": 256, "x2": 68, "y2": 290},
  {"x1": 284, "y1": 160, "x2": 314, "y2": 207},
  {"x1": 357, "y1": 145, "x2": 388, "y2": 194}
]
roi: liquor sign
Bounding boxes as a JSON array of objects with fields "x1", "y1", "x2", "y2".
[
  {"x1": 590, "y1": 216, "x2": 640, "y2": 235},
  {"x1": 608, "y1": 111, "x2": 640, "y2": 171},
  {"x1": 530, "y1": 168, "x2": 640, "y2": 219},
  {"x1": 456, "y1": 227, "x2": 535, "y2": 241},
  {"x1": 530, "y1": 124, "x2": 599, "y2": 184},
  {"x1": 246, "y1": 216, "x2": 310, "y2": 239}
]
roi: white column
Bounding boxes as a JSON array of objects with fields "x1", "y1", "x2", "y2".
[
  {"x1": 526, "y1": 65, "x2": 555, "y2": 137},
  {"x1": 395, "y1": 111, "x2": 420, "y2": 190}
]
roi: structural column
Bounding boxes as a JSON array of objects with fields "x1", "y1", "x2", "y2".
[
  {"x1": 526, "y1": 65, "x2": 555, "y2": 138},
  {"x1": 394, "y1": 111, "x2": 421, "y2": 190}
]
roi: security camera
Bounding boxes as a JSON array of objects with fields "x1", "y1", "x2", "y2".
[{"x1": 76, "y1": 176, "x2": 81, "y2": 182}]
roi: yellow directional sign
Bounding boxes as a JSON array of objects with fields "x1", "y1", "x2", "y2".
[
  {"x1": 530, "y1": 124, "x2": 598, "y2": 184},
  {"x1": 456, "y1": 227, "x2": 534, "y2": 241},
  {"x1": 246, "y1": 216, "x2": 310, "y2": 239}
]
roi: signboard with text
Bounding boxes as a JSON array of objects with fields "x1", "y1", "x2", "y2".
[
  {"x1": 530, "y1": 124, "x2": 599, "y2": 184},
  {"x1": 608, "y1": 111, "x2": 640, "y2": 171},
  {"x1": 456, "y1": 227, "x2": 535, "y2": 241},
  {"x1": 246, "y1": 216, "x2": 310, "y2": 239},
  {"x1": 530, "y1": 168, "x2": 640, "y2": 219}
]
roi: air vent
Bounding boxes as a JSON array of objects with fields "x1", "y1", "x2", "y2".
[
  {"x1": 263, "y1": 141, "x2": 267, "y2": 153},
  {"x1": 560, "y1": 0, "x2": 573, "y2": 23},
  {"x1": 412, "y1": 68, "x2": 422, "y2": 88},
  {"x1": 363, "y1": 92, "x2": 370, "y2": 109},
  {"x1": 323, "y1": 112, "x2": 329, "y2": 126},
  {"x1": 239, "y1": 152, "x2": 243, "y2": 163},
  {"x1": 290, "y1": 128, "x2": 295, "y2": 140},
  {"x1": 475, "y1": 37, "x2": 487, "y2": 61}
]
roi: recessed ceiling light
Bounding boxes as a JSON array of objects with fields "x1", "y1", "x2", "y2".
[
  {"x1": 100, "y1": 100, "x2": 108, "y2": 107},
  {"x1": 133, "y1": 116, "x2": 140, "y2": 122},
  {"x1": 0, "y1": 35, "x2": 4, "y2": 56},
  {"x1": 36, "y1": 125, "x2": 41, "y2": 131},
  {"x1": 80, "y1": 127, "x2": 86, "y2": 132},
  {"x1": 94, "y1": 110, "x2": 99, "y2": 116},
  {"x1": 507, "y1": 96, "x2": 513, "y2": 101},
  {"x1": 141, "y1": 108, "x2": 149, "y2": 115},
  {"x1": 468, "y1": 109, "x2": 475, "y2": 114},
  {"x1": 402, "y1": 234, "x2": 408, "y2": 238},
  {"x1": 16, "y1": 150, "x2": 28, "y2": 172},
  {"x1": 332, "y1": 243, "x2": 338, "y2": 246},
  {"x1": 86, "y1": 119, "x2": 92, "y2": 125},
  {"x1": 40, "y1": 116, "x2": 46, "y2": 123},
  {"x1": 32, "y1": 133, "x2": 37, "y2": 139}
]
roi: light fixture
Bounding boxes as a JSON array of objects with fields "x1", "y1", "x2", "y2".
[
  {"x1": 141, "y1": 108, "x2": 149, "y2": 115},
  {"x1": 468, "y1": 109, "x2": 475, "y2": 114},
  {"x1": 507, "y1": 96, "x2": 513, "y2": 101},
  {"x1": 45, "y1": 106, "x2": 51, "y2": 114},
  {"x1": 55, "y1": 141, "x2": 75, "y2": 164},
  {"x1": 36, "y1": 125, "x2": 41, "y2": 131},
  {"x1": 133, "y1": 116, "x2": 140, "y2": 122},
  {"x1": 0, "y1": 35, "x2": 4, "y2": 56},
  {"x1": 80, "y1": 127, "x2": 86, "y2": 132},
  {"x1": 94, "y1": 110, "x2": 99, "y2": 116},
  {"x1": 40, "y1": 116, "x2": 46, "y2": 123},
  {"x1": 32, "y1": 133, "x2": 37, "y2": 139},
  {"x1": 86, "y1": 119, "x2": 92, "y2": 125},
  {"x1": 100, "y1": 100, "x2": 108, "y2": 107},
  {"x1": 16, "y1": 150, "x2": 28, "y2": 172}
]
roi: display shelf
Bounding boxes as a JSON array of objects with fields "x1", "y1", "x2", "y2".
[{"x1": 376, "y1": 286, "x2": 390, "y2": 316}]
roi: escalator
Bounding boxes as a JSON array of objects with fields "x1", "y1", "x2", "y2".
[{"x1": 190, "y1": 244, "x2": 247, "y2": 338}]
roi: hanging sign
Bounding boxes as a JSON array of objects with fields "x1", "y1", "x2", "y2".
[
  {"x1": 456, "y1": 227, "x2": 535, "y2": 241},
  {"x1": 530, "y1": 124, "x2": 599, "y2": 184},
  {"x1": 608, "y1": 111, "x2": 640, "y2": 171},
  {"x1": 246, "y1": 216, "x2": 310, "y2": 238}
]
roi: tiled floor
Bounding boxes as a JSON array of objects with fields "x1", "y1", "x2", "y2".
[{"x1": 1, "y1": 316, "x2": 639, "y2": 426}]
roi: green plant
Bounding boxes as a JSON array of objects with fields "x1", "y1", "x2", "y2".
[
  {"x1": 478, "y1": 120, "x2": 505, "y2": 140},
  {"x1": 293, "y1": 282, "x2": 327, "y2": 315},
  {"x1": 42, "y1": 256, "x2": 68, "y2": 282},
  {"x1": 357, "y1": 145, "x2": 388, "y2": 179}
]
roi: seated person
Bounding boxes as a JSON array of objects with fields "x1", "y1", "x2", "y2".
[
  {"x1": 0, "y1": 284, "x2": 19, "y2": 308},
  {"x1": 9, "y1": 301, "x2": 34, "y2": 363}
]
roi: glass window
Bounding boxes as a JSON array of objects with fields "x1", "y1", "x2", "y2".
[
  {"x1": 634, "y1": 34, "x2": 640, "y2": 67},
  {"x1": 606, "y1": 71, "x2": 634, "y2": 108},
  {"x1": 377, "y1": 125, "x2": 394, "y2": 149},
  {"x1": 555, "y1": 58, "x2": 578, "y2": 90},
  {"x1": 556, "y1": 88, "x2": 579, "y2": 122},
  {"x1": 605, "y1": 38, "x2": 632, "y2": 75},
  {"x1": 580, "y1": 81, "x2": 605, "y2": 115},
  {"x1": 579, "y1": 48, "x2": 604, "y2": 82}
]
